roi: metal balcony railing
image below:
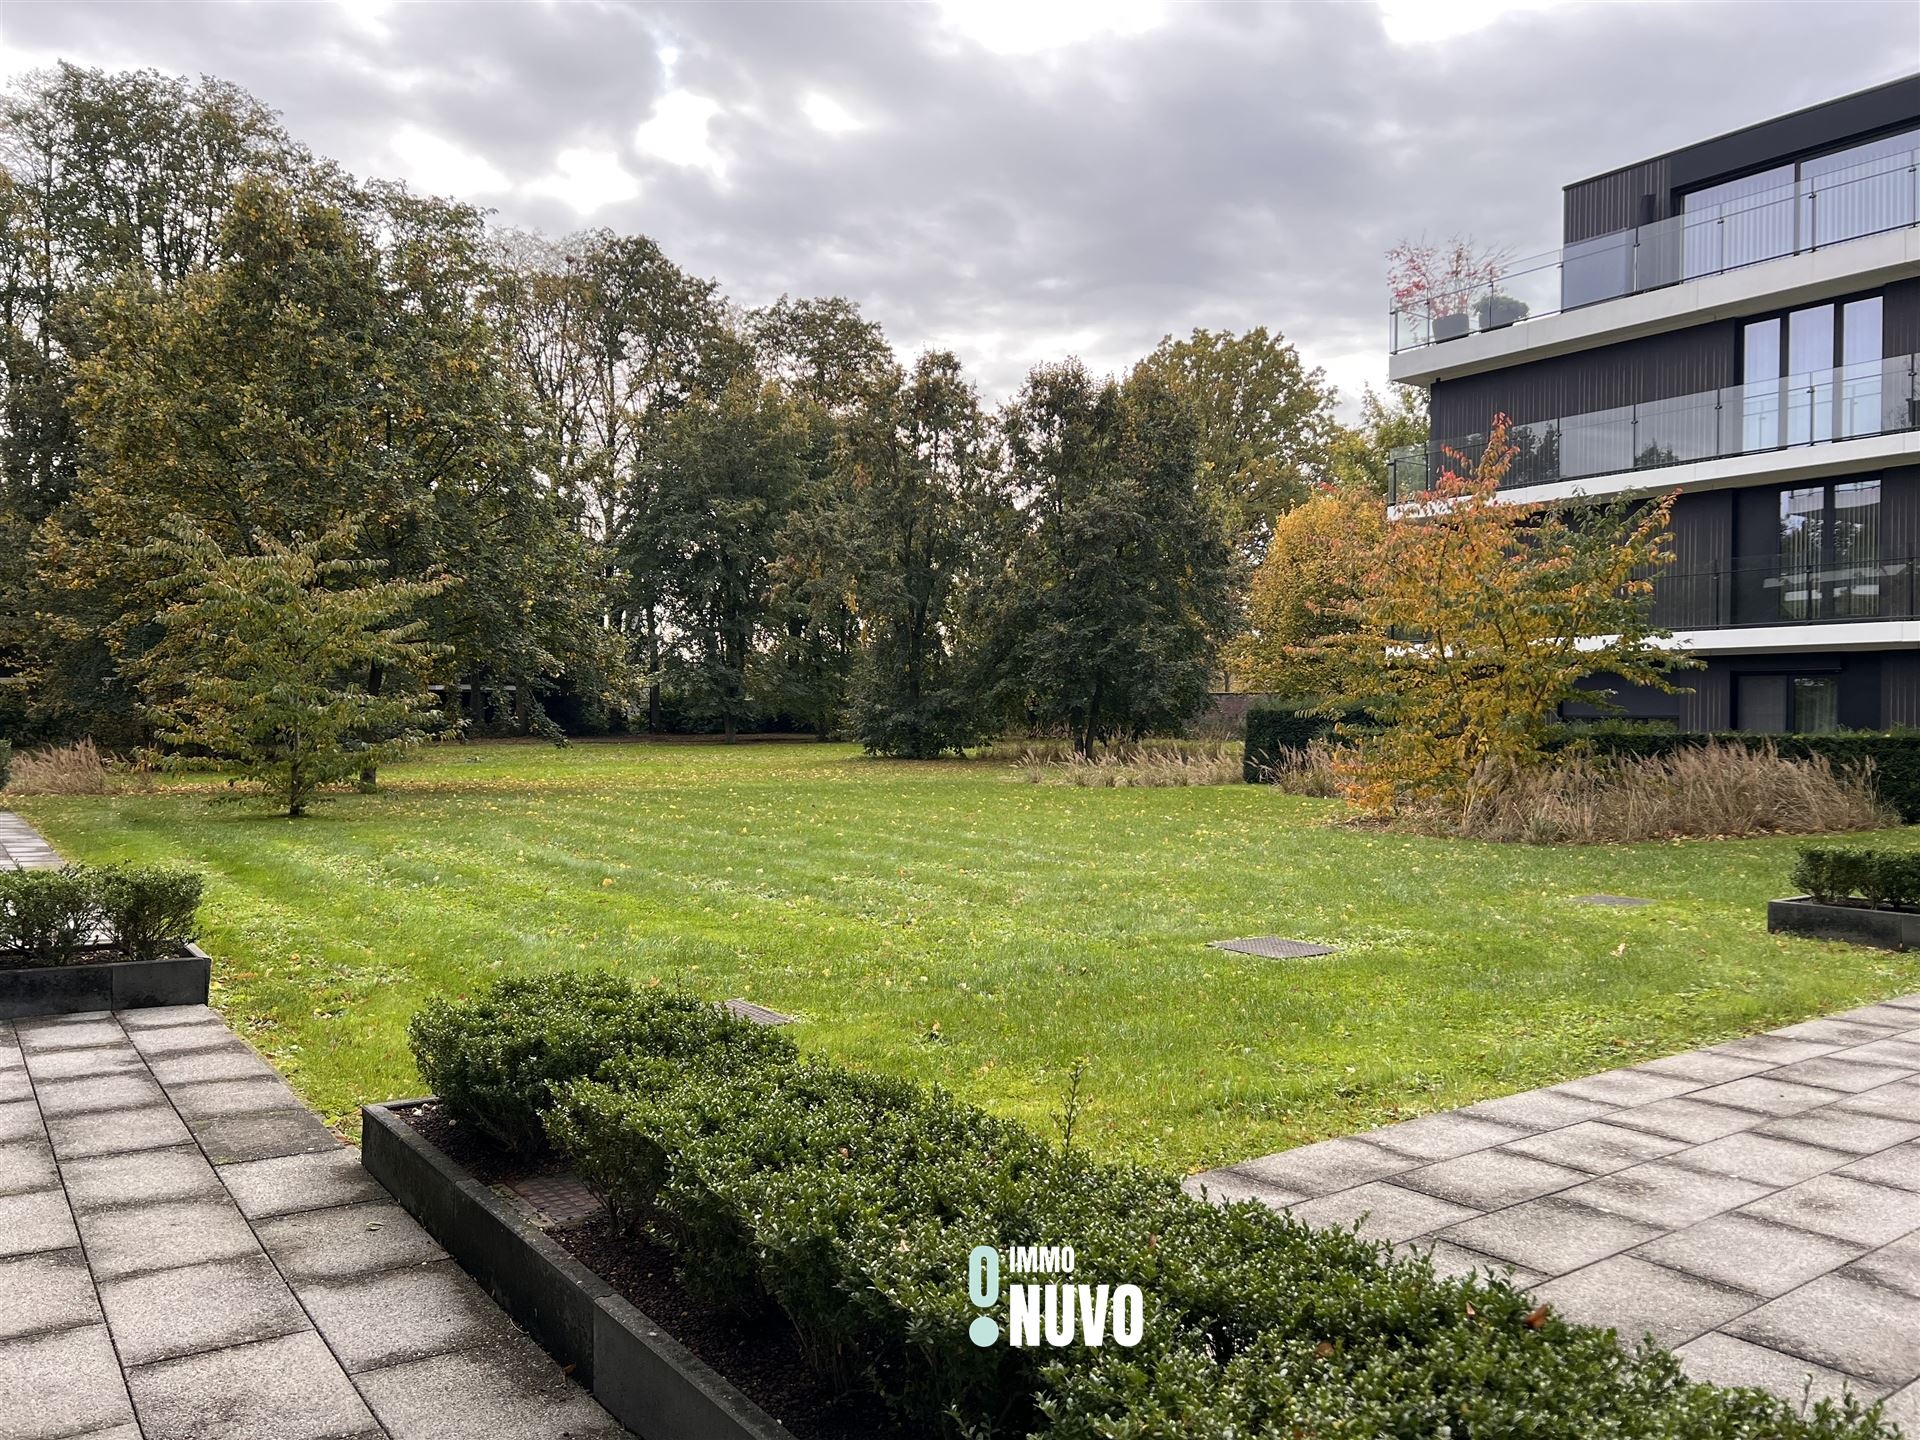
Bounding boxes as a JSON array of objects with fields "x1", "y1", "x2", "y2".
[
  {"x1": 1387, "y1": 354, "x2": 1920, "y2": 505},
  {"x1": 1649, "y1": 554, "x2": 1920, "y2": 631},
  {"x1": 1390, "y1": 142, "x2": 1920, "y2": 354}
]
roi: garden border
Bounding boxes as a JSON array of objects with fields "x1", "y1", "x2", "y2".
[
  {"x1": 0, "y1": 942, "x2": 211, "y2": 1019},
  {"x1": 360, "y1": 1099, "x2": 796, "y2": 1440},
  {"x1": 1767, "y1": 895, "x2": 1920, "y2": 950}
]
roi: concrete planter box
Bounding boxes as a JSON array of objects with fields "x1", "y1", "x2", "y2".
[
  {"x1": 0, "y1": 942, "x2": 211, "y2": 1019},
  {"x1": 361, "y1": 1100, "x2": 795, "y2": 1440},
  {"x1": 1768, "y1": 896, "x2": 1920, "y2": 951}
]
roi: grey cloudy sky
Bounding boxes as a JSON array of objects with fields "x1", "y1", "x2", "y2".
[{"x1": 3, "y1": 1, "x2": 1917, "y2": 411}]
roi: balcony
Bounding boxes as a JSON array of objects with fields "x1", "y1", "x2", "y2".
[
  {"x1": 1386, "y1": 353, "x2": 1920, "y2": 504},
  {"x1": 1650, "y1": 554, "x2": 1920, "y2": 633},
  {"x1": 1389, "y1": 141, "x2": 1920, "y2": 354}
]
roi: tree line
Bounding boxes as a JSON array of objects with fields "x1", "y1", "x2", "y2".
[{"x1": 0, "y1": 63, "x2": 1423, "y2": 778}]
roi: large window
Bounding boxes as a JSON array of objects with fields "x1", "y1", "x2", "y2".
[
  {"x1": 1741, "y1": 297, "x2": 1885, "y2": 451},
  {"x1": 1736, "y1": 674, "x2": 1840, "y2": 734},
  {"x1": 1773, "y1": 479, "x2": 1882, "y2": 621}
]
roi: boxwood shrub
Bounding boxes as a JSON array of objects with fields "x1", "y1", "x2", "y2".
[
  {"x1": 0, "y1": 864, "x2": 203, "y2": 967},
  {"x1": 412, "y1": 973, "x2": 1896, "y2": 1440},
  {"x1": 1792, "y1": 847, "x2": 1920, "y2": 907},
  {"x1": 407, "y1": 969, "x2": 795, "y2": 1155}
]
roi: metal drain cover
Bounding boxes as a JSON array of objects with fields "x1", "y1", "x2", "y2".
[
  {"x1": 725, "y1": 998, "x2": 796, "y2": 1025},
  {"x1": 1571, "y1": 894, "x2": 1652, "y2": 907},
  {"x1": 507, "y1": 1170, "x2": 603, "y2": 1225},
  {"x1": 1209, "y1": 937, "x2": 1337, "y2": 959}
]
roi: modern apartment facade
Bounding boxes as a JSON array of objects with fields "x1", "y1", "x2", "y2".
[{"x1": 1386, "y1": 75, "x2": 1920, "y2": 733}]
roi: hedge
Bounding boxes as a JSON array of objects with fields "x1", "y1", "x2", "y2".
[
  {"x1": 411, "y1": 972, "x2": 1895, "y2": 1440},
  {"x1": 1792, "y1": 847, "x2": 1920, "y2": 907},
  {"x1": 0, "y1": 864, "x2": 202, "y2": 966},
  {"x1": 1242, "y1": 703, "x2": 1371, "y2": 783},
  {"x1": 0, "y1": 739, "x2": 11, "y2": 791}
]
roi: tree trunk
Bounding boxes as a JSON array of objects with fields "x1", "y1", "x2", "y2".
[{"x1": 358, "y1": 662, "x2": 384, "y2": 791}]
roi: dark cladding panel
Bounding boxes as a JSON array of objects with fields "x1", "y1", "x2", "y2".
[
  {"x1": 1563, "y1": 157, "x2": 1671, "y2": 245},
  {"x1": 1885, "y1": 278, "x2": 1920, "y2": 357},
  {"x1": 1430, "y1": 319, "x2": 1737, "y2": 435},
  {"x1": 1678, "y1": 661, "x2": 1731, "y2": 732},
  {"x1": 1886, "y1": 465, "x2": 1920, "y2": 566},
  {"x1": 1885, "y1": 653, "x2": 1920, "y2": 728}
]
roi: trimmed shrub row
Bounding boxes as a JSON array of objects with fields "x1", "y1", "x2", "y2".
[
  {"x1": 0, "y1": 865, "x2": 203, "y2": 966},
  {"x1": 1792, "y1": 847, "x2": 1920, "y2": 908},
  {"x1": 413, "y1": 971, "x2": 1895, "y2": 1440},
  {"x1": 1548, "y1": 727, "x2": 1920, "y2": 823}
]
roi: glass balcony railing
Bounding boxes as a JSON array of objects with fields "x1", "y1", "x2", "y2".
[
  {"x1": 1386, "y1": 353, "x2": 1920, "y2": 504},
  {"x1": 1648, "y1": 554, "x2": 1920, "y2": 631},
  {"x1": 1389, "y1": 142, "x2": 1920, "y2": 353}
]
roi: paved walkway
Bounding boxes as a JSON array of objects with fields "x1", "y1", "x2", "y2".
[
  {"x1": 1192, "y1": 994, "x2": 1920, "y2": 1427},
  {"x1": 0, "y1": 1005, "x2": 626, "y2": 1440},
  {"x1": 0, "y1": 811, "x2": 60, "y2": 870}
]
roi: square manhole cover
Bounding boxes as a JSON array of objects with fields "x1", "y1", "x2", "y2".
[
  {"x1": 1571, "y1": 894, "x2": 1652, "y2": 907},
  {"x1": 1209, "y1": 937, "x2": 1338, "y2": 959},
  {"x1": 507, "y1": 1170, "x2": 603, "y2": 1226},
  {"x1": 725, "y1": 997, "x2": 796, "y2": 1025}
]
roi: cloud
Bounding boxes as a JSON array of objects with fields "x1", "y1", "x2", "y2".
[{"x1": 2, "y1": 0, "x2": 1914, "y2": 413}]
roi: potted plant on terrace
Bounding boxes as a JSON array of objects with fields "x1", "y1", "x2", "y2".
[{"x1": 1388, "y1": 236, "x2": 1509, "y2": 344}]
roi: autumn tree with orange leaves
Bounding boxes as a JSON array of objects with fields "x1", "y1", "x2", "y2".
[{"x1": 1314, "y1": 418, "x2": 1691, "y2": 824}]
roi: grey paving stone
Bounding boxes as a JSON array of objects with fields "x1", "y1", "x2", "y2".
[
  {"x1": 1769, "y1": 1054, "x2": 1917, "y2": 1094},
  {"x1": 1605, "y1": 1096, "x2": 1769, "y2": 1143},
  {"x1": 0, "y1": 1067, "x2": 32, "y2": 1103},
  {"x1": 1668, "y1": 1131, "x2": 1855, "y2": 1187},
  {"x1": 1399, "y1": 1237, "x2": 1544, "y2": 1288},
  {"x1": 61, "y1": 1144, "x2": 224, "y2": 1212},
  {"x1": 1829, "y1": 1003, "x2": 1920, "y2": 1031},
  {"x1": 189, "y1": 1107, "x2": 340, "y2": 1165},
  {"x1": 0, "y1": 1186, "x2": 79, "y2": 1258},
  {"x1": 1437, "y1": 1198, "x2": 1662, "y2": 1277},
  {"x1": 1233, "y1": 1136, "x2": 1418, "y2": 1197},
  {"x1": 1727, "y1": 1272, "x2": 1920, "y2": 1388},
  {"x1": 354, "y1": 1336, "x2": 626, "y2": 1440},
  {"x1": 1756, "y1": 1110, "x2": 1920, "y2": 1155},
  {"x1": 79, "y1": 1195, "x2": 260, "y2": 1281},
  {"x1": 1835, "y1": 1141, "x2": 1920, "y2": 1192},
  {"x1": 1638, "y1": 1050, "x2": 1778, "y2": 1084},
  {"x1": 220, "y1": 1147, "x2": 380, "y2": 1220},
  {"x1": 1771, "y1": 1017, "x2": 1905, "y2": 1046},
  {"x1": 1882, "y1": 1378, "x2": 1920, "y2": 1435},
  {"x1": 1635, "y1": 1212, "x2": 1866, "y2": 1298},
  {"x1": 0, "y1": 1249, "x2": 100, "y2": 1341},
  {"x1": 1360, "y1": 1109, "x2": 1533, "y2": 1162},
  {"x1": 1844, "y1": 1230, "x2": 1920, "y2": 1298},
  {"x1": 1739, "y1": 1175, "x2": 1920, "y2": 1248},
  {"x1": 22, "y1": 1044, "x2": 143, "y2": 1082},
  {"x1": 1708, "y1": 1034, "x2": 1842, "y2": 1066},
  {"x1": 298, "y1": 1257, "x2": 520, "y2": 1373},
  {"x1": 1551, "y1": 1067, "x2": 1704, "y2": 1108},
  {"x1": 1458, "y1": 1087, "x2": 1618, "y2": 1132},
  {"x1": 117, "y1": 1005, "x2": 218, "y2": 1030},
  {"x1": 1182, "y1": 1168, "x2": 1305, "y2": 1208},
  {"x1": 1556, "y1": 1162, "x2": 1771, "y2": 1230},
  {"x1": 1843, "y1": 1037, "x2": 1920, "y2": 1069},
  {"x1": 1837, "y1": 1079, "x2": 1920, "y2": 1123},
  {"x1": 0, "y1": 1139, "x2": 58, "y2": 1197},
  {"x1": 1283, "y1": 1180, "x2": 1479, "y2": 1244},
  {"x1": 15, "y1": 1019, "x2": 124, "y2": 1054},
  {"x1": 126, "y1": 1330, "x2": 379, "y2": 1440},
  {"x1": 1675, "y1": 1332, "x2": 1882, "y2": 1408},
  {"x1": 122, "y1": 1019, "x2": 240, "y2": 1058},
  {"x1": 0, "y1": 1098, "x2": 42, "y2": 1145},
  {"x1": 145, "y1": 1045, "x2": 279, "y2": 1087},
  {"x1": 1687, "y1": 1076, "x2": 1849, "y2": 1118},
  {"x1": 166, "y1": 1075, "x2": 303, "y2": 1121},
  {"x1": 1533, "y1": 1254, "x2": 1757, "y2": 1348},
  {"x1": 32, "y1": 1071, "x2": 166, "y2": 1118},
  {"x1": 99, "y1": 1253, "x2": 310, "y2": 1366},
  {"x1": 0, "y1": 1324, "x2": 135, "y2": 1439},
  {"x1": 45, "y1": 1102, "x2": 193, "y2": 1160},
  {"x1": 1394, "y1": 1148, "x2": 1588, "y2": 1209},
  {"x1": 256, "y1": 1200, "x2": 442, "y2": 1283},
  {"x1": 1500, "y1": 1120, "x2": 1690, "y2": 1175}
]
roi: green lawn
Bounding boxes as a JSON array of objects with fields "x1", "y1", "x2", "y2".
[{"x1": 15, "y1": 738, "x2": 1920, "y2": 1173}]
